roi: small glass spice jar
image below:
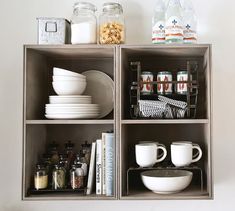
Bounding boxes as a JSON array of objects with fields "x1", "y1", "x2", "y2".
[
  {"x1": 71, "y1": 2, "x2": 97, "y2": 44},
  {"x1": 99, "y1": 2, "x2": 125, "y2": 44},
  {"x1": 81, "y1": 141, "x2": 91, "y2": 164},
  {"x1": 74, "y1": 152, "x2": 88, "y2": 176},
  {"x1": 52, "y1": 164, "x2": 66, "y2": 190},
  {"x1": 34, "y1": 164, "x2": 48, "y2": 190},
  {"x1": 64, "y1": 141, "x2": 76, "y2": 168},
  {"x1": 47, "y1": 141, "x2": 59, "y2": 165},
  {"x1": 70, "y1": 164, "x2": 84, "y2": 189}
]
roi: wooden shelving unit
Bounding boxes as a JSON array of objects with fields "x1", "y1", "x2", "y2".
[{"x1": 22, "y1": 44, "x2": 212, "y2": 200}]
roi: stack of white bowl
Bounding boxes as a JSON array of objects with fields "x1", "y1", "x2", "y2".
[{"x1": 45, "y1": 67, "x2": 100, "y2": 119}]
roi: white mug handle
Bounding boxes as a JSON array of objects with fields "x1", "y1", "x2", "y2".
[
  {"x1": 155, "y1": 143, "x2": 166, "y2": 158},
  {"x1": 156, "y1": 145, "x2": 167, "y2": 163},
  {"x1": 192, "y1": 145, "x2": 202, "y2": 163}
]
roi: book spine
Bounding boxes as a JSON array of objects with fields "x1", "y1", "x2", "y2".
[
  {"x1": 86, "y1": 142, "x2": 96, "y2": 195},
  {"x1": 102, "y1": 133, "x2": 106, "y2": 195},
  {"x1": 96, "y1": 139, "x2": 102, "y2": 195},
  {"x1": 105, "y1": 133, "x2": 114, "y2": 196}
]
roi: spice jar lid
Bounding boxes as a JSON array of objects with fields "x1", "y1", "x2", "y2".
[
  {"x1": 48, "y1": 141, "x2": 59, "y2": 150},
  {"x1": 74, "y1": 2, "x2": 97, "y2": 12},
  {"x1": 65, "y1": 141, "x2": 75, "y2": 148},
  {"x1": 81, "y1": 141, "x2": 91, "y2": 148},
  {"x1": 102, "y1": 2, "x2": 123, "y2": 13}
]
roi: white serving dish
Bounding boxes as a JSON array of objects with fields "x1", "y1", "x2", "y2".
[
  {"x1": 45, "y1": 104, "x2": 99, "y2": 107},
  {"x1": 82, "y1": 70, "x2": 114, "y2": 118},
  {"x1": 53, "y1": 67, "x2": 86, "y2": 79},
  {"x1": 45, "y1": 107, "x2": 100, "y2": 114},
  {"x1": 141, "y1": 170, "x2": 193, "y2": 194},
  {"x1": 52, "y1": 81, "x2": 86, "y2": 95}
]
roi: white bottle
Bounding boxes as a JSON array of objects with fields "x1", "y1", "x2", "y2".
[
  {"x1": 182, "y1": 0, "x2": 197, "y2": 43},
  {"x1": 152, "y1": 0, "x2": 166, "y2": 44},
  {"x1": 165, "y1": 0, "x2": 184, "y2": 43}
]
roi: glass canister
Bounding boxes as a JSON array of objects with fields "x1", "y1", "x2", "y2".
[
  {"x1": 99, "y1": 2, "x2": 125, "y2": 44},
  {"x1": 52, "y1": 164, "x2": 66, "y2": 190},
  {"x1": 71, "y1": 2, "x2": 97, "y2": 44},
  {"x1": 81, "y1": 141, "x2": 91, "y2": 164},
  {"x1": 70, "y1": 164, "x2": 84, "y2": 189},
  {"x1": 34, "y1": 164, "x2": 48, "y2": 190},
  {"x1": 47, "y1": 141, "x2": 59, "y2": 165},
  {"x1": 64, "y1": 141, "x2": 76, "y2": 168}
]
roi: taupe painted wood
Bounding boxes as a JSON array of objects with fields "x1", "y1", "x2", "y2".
[{"x1": 23, "y1": 44, "x2": 212, "y2": 200}]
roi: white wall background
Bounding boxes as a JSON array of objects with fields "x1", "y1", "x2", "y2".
[{"x1": 0, "y1": 0, "x2": 235, "y2": 210}]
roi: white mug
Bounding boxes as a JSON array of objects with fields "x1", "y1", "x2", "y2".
[
  {"x1": 171, "y1": 142, "x2": 202, "y2": 167},
  {"x1": 135, "y1": 143, "x2": 167, "y2": 168}
]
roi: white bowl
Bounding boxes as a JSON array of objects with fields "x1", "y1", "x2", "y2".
[
  {"x1": 141, "y1": 170, "x2": 193, "y2": 194},
  {"x1": 53, "y1": 75, "x2": 86, "y2": 82},
  {"x1": 52, "y1": 81, "x2": 87, "y2": 95},
  {"x1": 53, "y1": 67, "x2": 86, "y2": 79}
]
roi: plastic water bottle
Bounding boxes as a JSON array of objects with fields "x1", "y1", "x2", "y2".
[
  {"x1": 182, "y1": 0, "x2": 197, "y2": 43},
  {"x1": 165, "y1": 0, "x2": 184, "y2": 43},
  {"x1": 152, "y1": 0, "x2": 166, "y2": 44}
]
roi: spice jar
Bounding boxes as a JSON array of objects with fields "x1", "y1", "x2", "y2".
[
  {"x1": 99, "y1": 2, "x2": 125, "y2": 44},
  {"x1": 74, "y1": 153, "x2": 88, "y2": 176},
  {"x1": 41, "y1": 154, "x2": 52, "y2": 187},
  {"x1": 71, "y1": 2, "x2": 97, "y2": 44},
  {"x1": 47, "y1": 141, "x2": 59, "y2": 165},
  {"x1": 157, "y1": 71, "x2": 173, "y2": 95},
  {"x1": 81, "y1": 141, "x2": 91, "y2": 164},
  {"x1": 70, "y1": 164, "x2": 84, "y2": 189},
  {"x1": 34, "y1": 164, "x2": 48, "y2": 190},
  {"x1": 64, "y1": 141, "x2": 76, "y2": 168},
  {"x1": 52, "y1": 164, "x2": 66, "y2": 190}
]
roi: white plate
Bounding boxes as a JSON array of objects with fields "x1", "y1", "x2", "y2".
[
  {"x1": 45, "y1": 104, "x2": 99, "y2": 107},
  {"x1": 49, "y1": 95, "x2": 91, "y2": 98},
  {"x1": 82, "y1": 70, "x2": 114, "y2": 118},
  {"x1": 45, "y1": 107, "x2": 100, "y2": 113},
  {"x1": 49, "y1": 97, "x2": 92, "y2": 104},
  {"x1": 45, "y1": 113, "x2": 99, "y2": 119}
]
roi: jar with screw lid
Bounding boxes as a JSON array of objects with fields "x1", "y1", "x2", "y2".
[
  {"x1": 52, "y1": 164, "x2": 66, "y2": 190},
  {"x1": 71, "y1": 1, "x2": 97, "y2": 44},
  {"x1": 99, "y1": 2, "x2": 125, "y2": 44},
  {"x1": 34, "y1": 164, "x2": 48, "y2": 190},
  {"x1": 70, "y1": 164, "x2": 84, "y2": 189}
]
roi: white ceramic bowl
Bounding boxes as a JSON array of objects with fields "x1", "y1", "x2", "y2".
[
  {"x1": 53, "y1": 67, "x2": 86, "y2": 79},
  {"x1": 52, "y1": 81, "x2": 87, "y2": 95},
  {"x1": 53, "y1": 75, "x2": 86, "y2": 82},
  {"x1": 141, "y1": 170, "x2": 193, "y2": 194}
]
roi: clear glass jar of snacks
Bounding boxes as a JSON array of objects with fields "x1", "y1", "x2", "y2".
[
  {"x1": 99, "y1": 2, "x2": 125, "y2": 44},
  {"x1": 71, "y1": 2, "x2": 97, "y2": 44},
  {"x1": 34, "y1": 164, "x2": 48, "y2": 190},
  {"x1": 70, "y1": 164, "x2": 84, "y2": 189},
  {"x1": 52, "y1": 164, "x2": 66, "y2": 190}
]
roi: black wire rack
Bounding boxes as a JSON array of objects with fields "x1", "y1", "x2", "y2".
[{"x1": 129, "y1": 61, "x2": 199, "y2": 119}]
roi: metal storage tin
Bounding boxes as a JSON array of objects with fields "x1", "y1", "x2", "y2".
[
  {"x1": 157, "y1": 71, "x2": 173, "y2": 95},
  {"x1": 177, "y1": 71, "x2": 192, "y2": 95},
  {"x1": 37, "y1": 18, "x2": 71, "y2": 44},
  {"x1": 140, "y1": 71, "x2": 154, "y2": 95}
]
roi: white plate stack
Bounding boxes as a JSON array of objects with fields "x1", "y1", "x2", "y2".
[{"x1": 45, "y1": 67, "x2": 100, "y2": 119}]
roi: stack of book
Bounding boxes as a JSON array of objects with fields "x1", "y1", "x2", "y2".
[{"x1": 86, "y1": 132, "x2": 115, "y2": 196}]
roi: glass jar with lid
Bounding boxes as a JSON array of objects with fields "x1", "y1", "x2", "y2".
[
  {"x1": 52, "y1": 164, "x2": 66, "y2": 190},
  {"x1": 70, "y1": 164, "x2": 84, "y2": 189},
  {"x1": 34, "y1": 164, "x2": 48, "y2": 190},
  {"x1": 47, "y1": 141, "x2": 59, "y2": 165},
  {"x1": 99, "y1": 2, "x2": 125, "y2": 44},
  {"x1": 64, "y1": 141, "x2": 76, "y2": 168},
  {"x1": 71, "y1": 2, "x2": 97, "y2": 44}
]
